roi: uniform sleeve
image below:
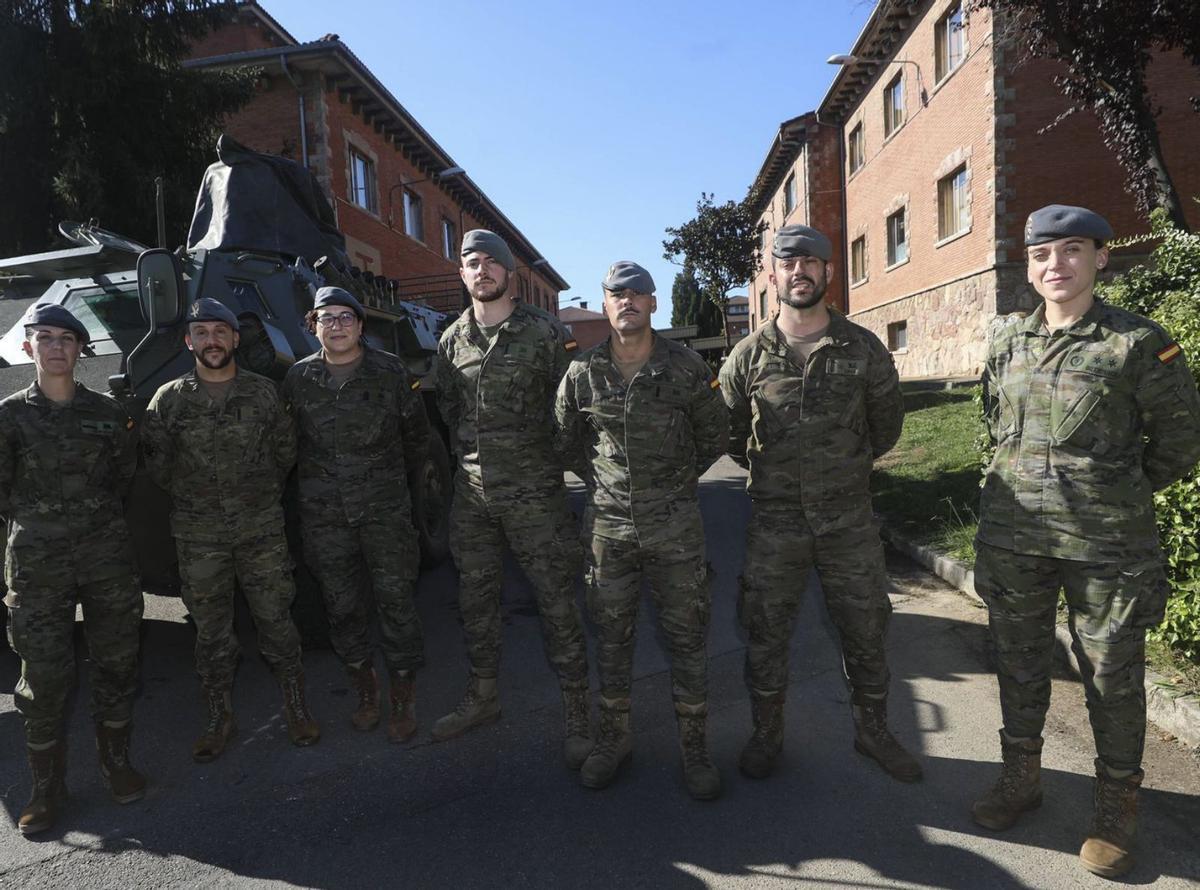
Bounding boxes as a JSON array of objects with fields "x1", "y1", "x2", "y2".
[
  {"x1": 553, "y1": 368, "x2": 589, "y2": 479},
  {"x1": 1135, "y1": 328, "x2": 1200, "y2": 490},
  {"x1": 718, "y1": 350, "x2": 751, "y2": 469},
  {"x1": 399, "y1": 369, "x2": 432, "y2": 474},
  {"x1": 139, "y1": 389, "x2": 174, "y2": 491},
  {"x1": 980, "y1": 344, "x2": 1000, "y2": 446},
  {"x1": 691, "y1": 363, "x2": 730, "y2": 476},
  {"x1": 864, "y1": 338, "x2": 905, "y2": 458},
  {"x1": 434, "y1": 338, "x2": 461, "y2": 456},
  {"x1": 0, "y1": 410, "x2": 16, "y2": 520},
  {"x1": 268, "y1": 387, "x2": 297, "y2": 480}
]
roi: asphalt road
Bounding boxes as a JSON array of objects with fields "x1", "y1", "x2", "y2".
[{"x1": 0, "y1": 457, "x2": 1197, "y2": 889}]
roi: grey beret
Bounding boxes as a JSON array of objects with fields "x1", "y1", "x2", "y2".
[
  {"x1": 23, "y1": 302, "x2": 89, "y2": 344},
  {"x1": 772, "y1": 225, "x2": 833, "y2": 261},
  {"x1": 313, "y1": 286, "x2": 364, "y2": 320},
  {"x1": 602, "y1": 261, "x2": 655, "y2": 295},
  {"x1": 1024, "y1": 204, "x2": 1114, "y2": 246},
  {"x1": 187, "y1": 298, "x2": 240, "y2": 330},
  {"x1": 461, "y1": 229, "x2": 515, "y2": 272}
]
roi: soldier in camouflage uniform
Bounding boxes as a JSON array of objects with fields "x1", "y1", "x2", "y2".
[
  {"x1": 719, "y1": 225, "x2": 921, "y2": 784},
  {"x1": 972, "y1": 205, "x2": 1200, "y2": 878},
  {"x1": 433, "y1": 229, "x2": 591, "y2": 768},
  {"x1": 0, "y1": 304, "x2": 145, "y2": 836},
  {"x1": 555, "y1": 261, "x2": 728, "y2": 799},
  {"x1": 282, "y1": 287, "x2": 430, "y2": 743},
  {"x1": 142, "y1": 298, "x2": 319, "y2": 762}
]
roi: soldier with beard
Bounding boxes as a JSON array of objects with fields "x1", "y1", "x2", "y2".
[
  {"x1": 433, "y1": 230, "x2": 592, "y2": 769},
  {"x1": 142, "y1": 299, "x2": 319, "y2": 762},
  {"x1": 718, "y1": 225, "x2": 919, "y2": 784}
]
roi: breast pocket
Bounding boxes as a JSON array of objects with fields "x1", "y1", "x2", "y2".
[
  {"x1": 228, "y1": 405, "x2": 268, "y2": 465},
  {"x1": 1052, "y1": 369, "x2": 1126, "y2": 455}
]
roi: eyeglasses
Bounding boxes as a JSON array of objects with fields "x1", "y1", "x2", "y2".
[{"x1": 316, "y1": 312, "x2": 358, "y2": 328}]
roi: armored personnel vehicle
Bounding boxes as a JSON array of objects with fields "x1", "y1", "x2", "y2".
[{"x1": 0, "y1": 137, "x2": 456, "y2": 620}]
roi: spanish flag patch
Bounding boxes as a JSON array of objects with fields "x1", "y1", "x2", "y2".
[
  {"x1": 410, "y1": 380, "x2": 421, "y2": 390},
  {"x1": 709, "y1": 378, "x2": 721, "y2": 390},
  {"x1": 126, "y1": 418, "x2": 135, "y2": 430},
  {"x1": 565, "y1": 339, "x2": 578, "y2": 352},
  {"x1": 1157, "y1": 343, "x2": 1182, "y2": 364}
]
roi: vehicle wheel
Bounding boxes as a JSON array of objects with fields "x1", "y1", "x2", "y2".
[{"x1": 411, "y1": 433, "x2": 452, "y2": 567}]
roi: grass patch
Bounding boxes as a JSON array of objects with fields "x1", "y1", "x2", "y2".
[{"x1": 872, "y1": 388, "x2": 982, "y2": 561}]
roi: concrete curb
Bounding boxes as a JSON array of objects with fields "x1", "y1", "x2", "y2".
[{"x1": 880, "y1": 524, "x2": 1200, "y2": 751}]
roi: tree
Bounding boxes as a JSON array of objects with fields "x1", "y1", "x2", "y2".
[
  {"x1": 663, "y1": 192, "x2": 765, "y2": 350},
  {"x1": 0, "y1": 1, "x2": 258, "y2": 255},
  {"x1": 971, "y1": 0, "x2": 1200, "y2": 229}
]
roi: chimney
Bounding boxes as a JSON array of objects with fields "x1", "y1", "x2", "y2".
[{"x1": 578, "y1": 301, "x2": 587, "y2": 310}]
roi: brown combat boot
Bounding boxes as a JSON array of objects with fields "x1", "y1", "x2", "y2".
[
  {"x1": 739, "y1": 692, "x2": 784, "y2": 779},
  {"x1": 580, "y1": 699, "x2": 632, "y2": 789},
  {"x1": 431, "y1": 675, "x2": 500, "y2": 741},
  {"x1": 387, "y1": 670, "x2": 418, "y2": 743},
  {"x1": 95, "y1": 722, "x2": 146, "y2": 804},
  {"x1": 677, "y1": 707, "x2": 721, "y2": 801},
  {"x1": 348, "y1": 662, "x2": 381, "y2": 732},
  {"x1": 192, "y1": 687, "x2": 236, "y2": 763},
  {"x1": 561, "y1": 679, "x2": 593, "y2": 770},
  {"x1": 18, "y1": 742, "x2": 67, "y2": 836},
  {"x1": 1079, "y1": 761, "x2": 1142, "y2": 878},
  {"x1": 971, "y1": 732, "x2": 1043, "y2": 830},
  {"x1": 852, "y1": 695, "x2": 923, "y2": 782},
  {"x1": 280, "y1": 673, "x2": 321, "y2": 747}
]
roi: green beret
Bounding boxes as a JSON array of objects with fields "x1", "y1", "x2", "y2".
[
  {"x1": 602, "y1": 261, "x2": 655, "y2": 295},
  {"x1": 187, "y1": 298, "x2": 240, "y2": 330},
  {"x1": 313, "y1": 286, "x2": 364, "y2": 320},
  {"x1": 461, "y1": 229, "x2": 515, "y2": 272},
  {"x1": 773, "y1": 225, "x2": 832, "y2": 261},
  {"x1": 1024, "y1": 205, "x2": 1113, "y2": 246},
  {"x1": 23, "y1": 302, "x2": 90, "y2": 344}
]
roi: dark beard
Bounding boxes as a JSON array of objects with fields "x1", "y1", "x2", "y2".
[
  {"x1": 197, "y1": 347, "x2": 234, "y2": 370},
  {"x1": 779, "y1": 277, "x2": 827, "y2": 309},
  {"x1": 473, "y1": 277, "x2": 510, "y2": 303}
]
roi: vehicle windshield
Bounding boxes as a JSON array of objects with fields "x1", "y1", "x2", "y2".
[{"x1": 0, "y1": 282, "x2": 145, "y2": 366}]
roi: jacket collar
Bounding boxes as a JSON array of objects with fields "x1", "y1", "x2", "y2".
[{"x1": 1020, "y1": 298, "x2": 1103, "y2": 338}]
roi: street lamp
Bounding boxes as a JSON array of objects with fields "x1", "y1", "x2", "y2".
[
  {"x1": 827, "y1": 53, "x2": 928, "y2": 106},
  {"x1": 388, "y1": 165, "x2": 466, "y2": 229}
]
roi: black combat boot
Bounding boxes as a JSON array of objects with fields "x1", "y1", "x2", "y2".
[
  {"x1": 580, "y1": 698, "x2": 631, "y2": 789},
  {"x1": 972, "y1": 731, "x2": 1043, "y2": 830},
  {"x1": 280, "y1": 672, "x2": 321, "y2": 746},
  {"x1": 18, "y1": 741, "x2": 67, "y2": 836},
  {"x1": 561, "y1": 679, "x2": 593, "y2": 770},
  {"x1": 96, "y1": 722, "x2": 146, "y2": 804},
  {"x1": 677, "y1": 707, "x2": 721, "y2": 801},
  {"x1": 193, "y1": 687, "x2": 236, "y2": 763},
  {"x1": 852, "y1": 695, "x2": 922, "y2": 782},
  {"x1": 739, "y1": 692, "x2": 784, "y2": 779}
]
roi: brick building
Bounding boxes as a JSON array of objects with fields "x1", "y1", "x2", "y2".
[
  {"x1": 748, "y1": 0, "x2": 1200, "y2": 379},
  {"x1": 559, "y1": 303, "x2": 610, "y2": 351},
  {"x1": 185, "y1": 2, "x2": 567, "y2": 314},
  {"x1": 724, "y1": 294, "x2": 750, "y2": 339}
]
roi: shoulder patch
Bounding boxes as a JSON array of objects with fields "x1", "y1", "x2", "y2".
[
  {"x1": 126, "y1": 418, "x2": 135, "y2": 430},
  {"x1": 410, "y1": 380, "x2": 421, "y2": 390},
  {"x1": 565, "y1": 339, "x2": 578, "y2": 352},
  {"x1": 1157, "y1": 343, "x2": 1182, "y2": 364},
  {"x1": 709, "y1": 377, "x2": 720, "y2": 390}
]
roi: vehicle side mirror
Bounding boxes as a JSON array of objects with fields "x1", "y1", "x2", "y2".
[{"x1": 136, "y1": 249, "x2": 185, "y2": 328}]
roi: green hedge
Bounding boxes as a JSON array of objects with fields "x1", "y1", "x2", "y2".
[{"x1": 1098, "y1": 210, "x2": 1200, "y2": 660}]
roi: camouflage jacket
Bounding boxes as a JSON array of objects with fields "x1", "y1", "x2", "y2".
[
  {"x1": 141, "y1": 368, "x2": 295, "y2": 541},
  {"x1": 282, "y1": 345, "x2": 430, "y2": 524},
  {"x1": 718, "y1": 312, "x2": 903, "y2": 532},
  {"x1": 435, "y1": 301, "x2": 574, "y2": 499},
  {"x1": 555, "y1": 335, "x2": 728, "y2": 544},
  {"x1": 978, "y1": 300, "x2": 1200, "y2": 560},
  {"x1": 0, "y1": 382, "x2": 137, "y2": 588}
]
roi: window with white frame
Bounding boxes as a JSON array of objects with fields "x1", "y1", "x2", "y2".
[
  {"x1": 441, "y1": 218, "x2": 456, "y2": 260},
  {"x1": 935, "y1": 3, "x2": 965, "y2": 83},
  {"x1": 886, "y1": 208, "x2": 909, "y2": 266},
  {"x1": 783, "y1": 173, "x2": 797, "y2": 217},
  {"x1": 851, "y1": 236, "x2": 868, "y2": 284},
  {"x1": 403, "y1": 189, "x2": 423, "y2": 241},
  {"x1": 349, "y1": 147, "x2": 377, "y2": 214},
  {"x1": 883, "y1": 73, "x2": 905, "y2": 137},
  {"x1": 887, "y1": 320, "x2": 908, "y2": 352},
  {"x1": 937, "y1": 165, "x2": 969, "y2": 240}
]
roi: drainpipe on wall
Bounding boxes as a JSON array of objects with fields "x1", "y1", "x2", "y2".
[{"x1": 279, "y1": 53, "x2": 309, "y2": 168}]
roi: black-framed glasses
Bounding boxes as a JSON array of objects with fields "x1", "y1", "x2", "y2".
[{"x1": 316, "y1": 311, "x2": 358, "y2": 328}]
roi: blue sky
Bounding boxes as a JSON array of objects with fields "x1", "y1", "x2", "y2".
[{"x1": 272, "y1": 0, "x2": 875, "y2": 325}]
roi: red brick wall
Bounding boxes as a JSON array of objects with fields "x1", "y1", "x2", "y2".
[
  {"x1": 842, "y1": 2, "x2": 997, "y2": 318},
  {"x1": 188, "y1": 9, "x2": 287, "y2": 60}
]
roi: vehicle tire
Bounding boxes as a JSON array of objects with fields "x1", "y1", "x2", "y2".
[{"x1": 411, "y1": 433, "x2": 452, "y2": 567}]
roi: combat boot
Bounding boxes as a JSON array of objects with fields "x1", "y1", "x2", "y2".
[
  {"x1": 852, "y1": 695, "x2": 923, "y2": 782},
  {"x1": 1079, "y1": 761, "x2": 1142, "y2": 878},
  {"x1": 280, "y1": 672, "x2": 321, "y2": 747},
  {"x1": 971, "y1": 732, "x2": 1043, "y2": 830},
  {"x1": 387, "y1": 670, "x2": 418, "y2": 743},
  {"x1": 348, "y1": 662, "x2": 381, "y2": 732},
  {"x1": 192, "y1": 687, "x2": 236, "y2": 763},
  {"x1": 739, "y1": 692, "x2": 784, "y2": 779},
  {"x1": 677, "y1": 707, "x2": 721, "y2": 801},
  {"x1": 580, "y1": 699, "x2": 631, "y2": 789},
  {"x1": 18, "y1": 741, "x2": 67, "y2": 836},
  {"x1": 431, "y1": 675, "x2": 500, "y2": 741},
  {"x1": 95, "y1": 722, "x2": 146, "y2": 804},
  {"x1": 561, "y1": 679, "x2": 593, "y2": 770}
]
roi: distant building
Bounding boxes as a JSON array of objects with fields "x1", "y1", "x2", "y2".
[
  {"x1": 186, "y1": 2, "x2": 567, "y2": 313},
  {"x1": 724, "y1": 294, "x2": 750, "y2": 339},
  {"x1": 559, "y1": 302, "x2": 610, "y2": 351}
]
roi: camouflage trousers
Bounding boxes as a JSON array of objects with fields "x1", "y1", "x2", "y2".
[
  {"x1": 974, "y1": 541, "x2": 1166, "y2": 772},
  {"x1": 301, "y1": 508, "x2": 423, "y2": 673},
  {"x1": 176, "y1": 525, "x2": 303, "y2": 690},
  {"x1": 739, "y1": 502, "x2": 892, "y2": 699},
  {"x1": 585, "y1": 525, "x2": 710, "y2": 709},
  {"x1": 448, "y1": 474, "x2": 587, "y2": 682},
  {"x1": 5, "y1": 574, "x2": 143, "y2": 745}
]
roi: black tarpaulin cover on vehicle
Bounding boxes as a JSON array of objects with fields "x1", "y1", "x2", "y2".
[{"x1": 187, "y1": 134, "x2": 349, "y2": 267}]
